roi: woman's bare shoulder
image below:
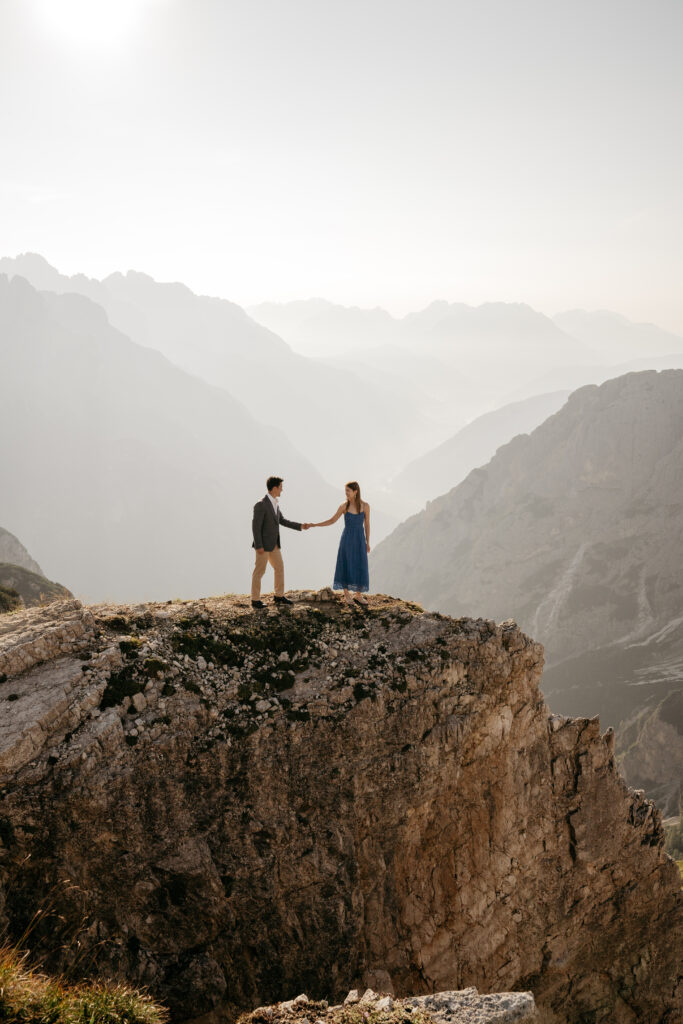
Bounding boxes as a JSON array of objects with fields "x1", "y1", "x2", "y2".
[{"x1": 362, "y1": 501, "x2": 370, "y2": 512}]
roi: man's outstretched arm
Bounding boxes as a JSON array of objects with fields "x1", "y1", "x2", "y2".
[{"x1": 279, "y1": 511, "x2": 303, "y2": 531}]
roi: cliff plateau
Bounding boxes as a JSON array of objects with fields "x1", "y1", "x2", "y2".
[{"x1": 0, "y1": 595, "x2": 680, "y2": 1024}]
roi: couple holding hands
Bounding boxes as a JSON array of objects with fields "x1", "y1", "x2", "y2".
[{"x1": 251, "y1": 476, "x2": 370, "y2": 609}]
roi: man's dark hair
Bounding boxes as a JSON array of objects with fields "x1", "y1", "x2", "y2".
[{"x1": 267, "y1": 476, "x2": 283, "y2": 492}]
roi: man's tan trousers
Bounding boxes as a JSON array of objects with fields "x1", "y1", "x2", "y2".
[{"x1": 251, "y1": 547, "x2": 285, "y2": 600}]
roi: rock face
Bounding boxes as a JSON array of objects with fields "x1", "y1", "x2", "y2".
[
  {"x1": 0, "y1": 595, "x2": 681, "y2": 1024},
  {"x1": 0, "y1": 527, "x2": 44, "y2": 575},
  {"x1": 238, "y1": 986, "x2": 538, "y2": 1024},
  {"x1": 373, "y1": 370, "x2": 683, "y2": 667},
  {"x1": 372, "y1": 371, "x2": 683, "y2": 801},
  {"x1": 387, "y1": 391, "x2": 571, "y2": 515},
  {"x1": 0, "y1": 562, "x2": 73, "y2": 611}
]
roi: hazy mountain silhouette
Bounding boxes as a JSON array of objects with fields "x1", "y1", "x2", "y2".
[
  {"x1": 249, "y1": 298, "x2": 587, "y2": 429},
  {"x1": 372, "y1": 371, "x2": 683, "y2": 756},
  {"x1": 387, "y1": 390, "x2": 572, "y2": 514},
  {"x1": 0, "y1": 527, "x2": 69, "y2": 612},
  {"x1": 249, "y1": 298, "x2": 398, "y2": 355},
  {"x1": 0, "y1": 255, "x2": 432, "y2": 484},
  {"x1": 0, "y1": 274, "x2": 349, "y2": 602},
  {"x1": 0, "y1": 527, "x2": 44, "y2": 576},
  {"x1": 400, "y1": 300, "x2": 583, "y2": 362},
  {"x1": 500, "y1": 351, "x2": 683, "y2": 407},
  {"x1": 249, "y1": 297, "x2": 683, "y2": 427},
  {"x1": 553, "y1": 309, "x2": 683, "y2": 364}
]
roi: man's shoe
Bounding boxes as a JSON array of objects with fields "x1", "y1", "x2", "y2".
[
  {"x1": 273, "y1": 595, "x2": 294, "y2": 605},
  {"x1": 251, "y1": 600, "x2": 266, "y2": 609}
]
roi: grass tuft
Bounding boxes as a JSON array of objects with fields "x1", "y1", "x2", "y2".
[{"x1": 0, "y1": 946, "x2": 167, "y2": 1024}]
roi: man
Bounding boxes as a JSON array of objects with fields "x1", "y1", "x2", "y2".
[{"x1": 251, "y1": 476, "x2": 309, "y2": 609}]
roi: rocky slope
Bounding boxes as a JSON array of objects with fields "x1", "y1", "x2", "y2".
[
  {"x1": 238, "y1": 987, "x2": 537, "y2": 1024},
  {"x1": 0, "y1": 529, "x2": 72, "y2": 612},
  {"x1": 0, "y1": 527, "x2": 44, "y2": 575},
  {"x1": 0, "y1": 563, "x2": 73, "y2": 610},
  {"x1": 537, "y1": 619, "x2": 683, "y2": 816},
  {"x1": 617, "y1": 688, "x2": 683, "y2": 817},
  {"x1": 0, "y1": 595, "x2": 680, "y2": 1024},
  {"x1": 373, "y1": 372, "x2": 683, "y2": 753},
  {"x1": 386, "y1": 392, "x2": 571, "y2": 515}
]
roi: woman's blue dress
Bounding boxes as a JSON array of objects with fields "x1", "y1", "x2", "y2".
[{"x1": 333, "y1": 511, "x2": 369, "y2": 593}]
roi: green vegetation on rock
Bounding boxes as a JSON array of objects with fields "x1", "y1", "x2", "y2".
[
  {"x1": 0, "y1": 584, "x2": 22, "y2": 614},
  {"x1": 0, "y1": 946, "x2": 166, "y2": 1024},
  {"x1": 100, "y1": 665, "x2": 146, "y2": 710},
  {"x1": 239, "y1": 999, "x2": 434, "y2": 1024}
]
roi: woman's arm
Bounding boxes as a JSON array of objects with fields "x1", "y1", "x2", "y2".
[
  {"x1": 364, "y1": 502, "x2": 371, "y2": 552},
  {"x1": 311, "y1": 504, "x2": 345, "y2": 527}
]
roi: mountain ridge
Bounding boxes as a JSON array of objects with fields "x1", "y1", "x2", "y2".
[
  {"x1": 371, "y1": 370, "x2": 683, "y2": 813},
  {"x1": 0, "y1": 273, "x2": 344, "y2": 602},
  {"x1": 0, "y1": 254, "x2": 439, "y2": 483}
]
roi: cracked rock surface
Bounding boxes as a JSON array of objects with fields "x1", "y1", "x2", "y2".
[
  {"x1": 240, "y1": 987, "x2": 537, "y2": 1024},
  {"x1": 0, "y1": 593, "x2": 680, "y2": 1023}
]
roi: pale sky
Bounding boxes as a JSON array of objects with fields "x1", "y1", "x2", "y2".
[{"x1": 1, "y1": 0, "x2": 682, "y2": 331}]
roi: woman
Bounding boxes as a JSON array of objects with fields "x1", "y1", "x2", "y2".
[{"x1": 309, "y1": 482, "x2": 370, "y2": 606}]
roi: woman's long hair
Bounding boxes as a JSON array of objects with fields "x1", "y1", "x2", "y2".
[{"x1": 345, "y1": 481, "x2": 362, "y2": 513}]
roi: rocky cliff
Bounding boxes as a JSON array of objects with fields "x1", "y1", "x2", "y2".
[
  {"x1": 0, "y1": 562, "x2": 73, "y2": 611},
  {"x1": 0, "y1": 527, "x2": 44, "y2": 576},
  {"x1": 0, "y1": 594, "x2": 680, "y2": 1024},
  {"x1": 372, "y1": 371, "x2": 683, "y2": 807},
  {"x1": 373, "y1": 370, "x2": 683, "y2": 669}
]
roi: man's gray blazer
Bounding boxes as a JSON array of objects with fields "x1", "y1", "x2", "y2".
[{"x1": 252, "y1": 495, "x2": 302, "y2": 551}]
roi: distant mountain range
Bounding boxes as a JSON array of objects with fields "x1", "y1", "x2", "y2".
[
  {"x1": 250, "y1": 297, "x2": 683, "y2": 428},
  {"x1": 0, "y1": 255, "x2": 440, "y2": 484},
  {"x1": 372, "y1": 370, "x2": 683, "y2": 809},
  {"x1": 5, "y1": 250, "x2": 683, "y2": 630},
  {"x1": 7, "y1": 255, "x2": 683, "y2": 492},
  {"x1": 0, "y1": 274, "x2": 349, "y2": 602},
  {"x1": 554, "y1": 309, "x2": 683, "y2": 364}
]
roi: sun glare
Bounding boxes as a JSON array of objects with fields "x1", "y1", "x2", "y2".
[{"x1": 31, "y1": 0, "x2": 158, "y2": 52}]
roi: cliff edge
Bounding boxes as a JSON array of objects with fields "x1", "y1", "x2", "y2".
[{"x1": 0, "y1": 594, "x2": 680, "y2": 1023}]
